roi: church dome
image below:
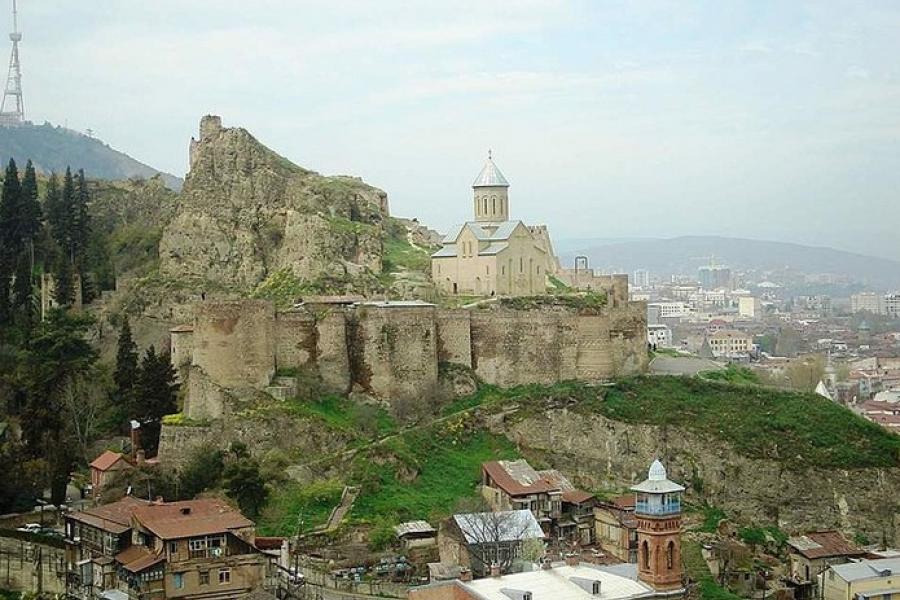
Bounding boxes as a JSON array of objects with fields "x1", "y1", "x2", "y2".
[
  {"x1": 648, "y1": 459, "x2": 667, "y2": 481},
  {"x1": 472, "y1": 153, "x2": 510, "y2": 188}
]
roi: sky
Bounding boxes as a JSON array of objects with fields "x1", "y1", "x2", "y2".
[{"x1": 11, "y1": 0, "x2": 900, "y2": 260}]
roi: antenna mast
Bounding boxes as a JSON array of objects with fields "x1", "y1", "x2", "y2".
[{"x1": 0, "y1": 0, "x2": 24, "y2": 126}]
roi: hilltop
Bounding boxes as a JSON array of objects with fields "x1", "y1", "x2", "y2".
[{"x1": 0, "y1": 122, "x2": 182, "y2": 190}]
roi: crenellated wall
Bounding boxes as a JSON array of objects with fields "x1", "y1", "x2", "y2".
[{"x1": 179, "y1": 299, "x2": 648, "y2": 419}]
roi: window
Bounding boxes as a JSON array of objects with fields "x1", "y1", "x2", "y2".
[
  {"x1": 641, "y1": 541, "x2": 650, "y2": 569},
  {"x1": 174, "y1": 573, "x2": 184, "y2": 590},
  {"x1": 501, "y1": 266, "x2": 505, "y2": 275},
  {"x1": 666, "y1": 541, "x2": 675, "y2": 569},
  {"x1": 199, "y1": 571, "x2": 210, "y2": 586},
  {"x1": 169, "y1": 541, "x2": 177, "y2": 554},
  {"x1": 219, "y1": 568, "x2": 232, "y2": 584},
  {"x1": 519, "y1": 257, "x2": 523, "y2": 273}
]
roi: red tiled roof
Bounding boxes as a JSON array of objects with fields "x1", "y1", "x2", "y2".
[
  {"x1": 90, "y1": 450, "x2": 131, "y2": 472},
  {"x1": 788, "y1": 531, "x2": 865, "y2": 560},
  {"x1": 482, "y1": 461, "x2": 557, "y2": 496},
  {"x1": 562, "y1": 490, "x2": 595, "y2": 505},
  {"x1": 611, "y1": 494, "x2": 636, "y2": 509},
  {"x1": 115, "y1": 545, "x2": 164, "y2": 573},
  {"x1": 132, "y1": 498, "x2": 253, "y2": 540},
  {"x1": 68, "y1": 497, "x2": 151, "y2": 534}
]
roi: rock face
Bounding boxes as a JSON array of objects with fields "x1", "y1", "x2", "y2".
[
  {"x1": 496, "y1": 408, "x2": 900, "y2": 545},
  {"x1": 159, "y1": 116, "x2": 389, "y2": 291}
]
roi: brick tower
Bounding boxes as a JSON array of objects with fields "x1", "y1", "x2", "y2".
[{"x1": 631, "y1": 459, "x2": 685, "y2": 591}]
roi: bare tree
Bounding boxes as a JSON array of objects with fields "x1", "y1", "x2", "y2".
[
  {"x1": 454, "y1": 509, "x2": 543, "y2": 574},
  {"x1": 60, "y1": 376, "x2": 108, "y2": 464}
]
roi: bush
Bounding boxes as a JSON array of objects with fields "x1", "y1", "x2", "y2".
[{"x1": 368, "y1": 516, "x2": 398, "y2": 551}]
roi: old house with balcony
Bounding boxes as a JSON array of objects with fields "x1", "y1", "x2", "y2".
[
  {"x1": 787, "y1": 531, "x2": 865, "y2": 599},
  {"x1": 595, "y1": 495, "x2": 638, "y2": 563},
  {"x1": 65, "y1": 497, "x2": 270, "y2": 600},
  {"x1": 481, "y1": 459, "x2": 594, "y2": 542}
]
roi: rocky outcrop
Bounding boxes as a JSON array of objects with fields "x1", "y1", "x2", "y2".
[
  {"x1": 159, "y1": 116, "x2": 389, "y2": 292},
  {"x1": 496, "y1": 408, "x2": 900, "y2": 546}
]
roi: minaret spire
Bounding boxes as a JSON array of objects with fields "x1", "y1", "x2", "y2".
[{"x1": 0, "y1": 0, "x2": 24, "y2": 127}]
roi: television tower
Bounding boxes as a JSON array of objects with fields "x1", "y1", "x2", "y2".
[{"x1": 0, "y1": 0, "x2": 24, "y2": 126}]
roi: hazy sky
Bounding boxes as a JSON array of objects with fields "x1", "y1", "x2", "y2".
[{"x1": 14, "y1": 1, "x2": 900, "y2": 260}]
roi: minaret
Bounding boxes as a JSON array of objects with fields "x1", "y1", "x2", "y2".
[
  {"x1": 0, "y1": 0, "x2": 24, "y2": 126},
  {"x1": 631, "y1": 459, "x2": 685, "y2": 592},
  {"x1": 472, "y1": 150, "x2": 510, "y2": 223}
]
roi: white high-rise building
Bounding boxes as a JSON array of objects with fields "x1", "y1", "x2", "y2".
[
  {"x1": 632, "y1": 269, "x2": 650, "y2": 288},
  {"x1": 851, "y1": 292, "x2": 885, "y2": 314}
]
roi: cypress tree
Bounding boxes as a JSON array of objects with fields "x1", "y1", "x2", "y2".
[
  {"x1": 53, "y1": 259, "x2": 74, "y2": 307},
  {"x1": 44, "y1": 173, "x2": 64, "y2": 250},
  {"x1": 0, "y1": 159, "x2": 21, "y2": 326},
  {"x1": 134, "y1": 346, "x2": 178, "y2": 456},
  {"x1": 19, "y1": 161, "x2": 41, "y2": 265},
  {"x1": 114, "y1": 316, "x2": 139, "y2": 410},
  {"x1": 60, "y1": 167, "x2": 75, "y2": 264},
  {"x1": 11, "y1": 252, "x2": 34, "y2": 331},
  {"x1": 73, "y1": 169, "x2": 90, "y2": 269}
]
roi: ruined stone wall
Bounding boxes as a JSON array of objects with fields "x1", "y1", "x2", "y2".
[
  {"x1": 274, "y1": 310, "x2": 317, "y2": 371},
  {"x1": 470, "y1": 311, "x2": 577, "y2": 386},
  {"x1": 183, "y1": 299, "x2": 646, "y2": 412},
  {"x1": 192, "y1": 300, "x2": 275, "y2": 389},
  {"x1": 436, "y1": 309, "x2": 472, "y2": 367},
  {"x1": 352, "y1": 306, "x2": 439, "y2": 402}
]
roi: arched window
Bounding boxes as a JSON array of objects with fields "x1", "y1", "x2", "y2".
[
  {"x1": 519, "y1": 257, "x2": 523, "y2": 273},
  {"x1": 641, "y1": 541, "x2": 650, "y2": 569},
  {"x1": 666, "y1": 541, "x2": 675, "y2": 570},
  {"x1": 483, "y1": 198, "x2": 488, "y2": 214}
]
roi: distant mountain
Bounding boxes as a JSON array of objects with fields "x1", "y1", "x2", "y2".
[
  {"x1": 0, "y1": 122, "x2": 182, "y2": 190},
  {"x1": 559, "y1": 235, "x2": 900, "y2": 290}
]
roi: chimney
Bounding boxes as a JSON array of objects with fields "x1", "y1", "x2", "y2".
[
  {"x1": 459, "y1": 567, "x2": 472, "y2": 582},
  {"x1": 129, "y1": 420, "x2": 141, "y2": 462},
  {"x1": 565, "y1": 553, "x2": 580, "y2": 567},
  {"x1": 490, "y1": 563, "x2": 501, "y2": 578}
]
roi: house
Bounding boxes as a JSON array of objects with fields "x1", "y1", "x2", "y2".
[
  {"x1": 707, "y1": 330, "x2": 753, "y2": 357},
  {"x1": 594, "y1": 495, "x2": 638, "y2": 563},
  {"x1": 410, "y1": 558, "x2": 681, "y2": 600},
  {"x1": 481, "y1": 459, "x2": 594, "y2": 541},
  {"x1": 65, "y1": 497, "x2": 271, "y2": 600},
  {"x1": 822, "y1": 557, "x2": 900, "y2": 600},
  {"x1": 89, "y1": 451, "x2": 134, "y2": 496},
  {"x1": 787, "y1": 531, "x2": 865, "y2": 586},
  {"x1": 438, "y1": 510, "x2": 544, "y2": 577}
]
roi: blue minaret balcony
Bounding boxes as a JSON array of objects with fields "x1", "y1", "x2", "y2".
[{"x1": 630, "y1": 459, "x2": 686, "y2": 517}]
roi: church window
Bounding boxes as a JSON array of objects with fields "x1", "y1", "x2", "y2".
[
  {"x1": 486, "y1": 266, "x2": 490, "y2": 275},
  {"x1": 537, "y1": 266, "x2": 541, "y2": 274},
  {"x1": 519, "y1": 257, "x2": 523, "y2": 273},
  {"x1": 641, "y1": 541, "x2": 650, "y2": 569},
  {"x1": 492, "y1": 197, "x2": 496, "y2": 214},
  {"x1": 666, "y1": 542, "x2": 674, "y2": 569},
  {"x1": 501, "y1": 266, "x2": 505, "y2": 275},
  {"x1": 483, "y1": 198, "x2": 488, "y2": 214}
]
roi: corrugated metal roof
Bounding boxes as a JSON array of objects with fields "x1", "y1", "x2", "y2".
[
  {"x1": 453, "y1": 510, "x2": 543, "y2": 544},
  {"x1": 831, "y1": 558, "x2": 900, "y2": 582}
]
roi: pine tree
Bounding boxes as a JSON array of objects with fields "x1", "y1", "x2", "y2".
[
  {"x1": 11, "y1": 252, "x2": 34, "y2": 331},
  {"x1": 114, "y1": 316, "x2": 139, "y2": 410}
]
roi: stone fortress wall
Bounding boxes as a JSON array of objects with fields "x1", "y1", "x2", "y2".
[{"x1": 175, "y1": 291, "x2": 648, "y2": 420}]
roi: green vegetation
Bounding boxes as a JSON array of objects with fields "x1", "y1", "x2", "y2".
[
  {"x1": 701, "y1": 364, "x2": 760, "y2": 385},
  {"x1": 351, "y1": 424, "x2": 518, "y2": 523},
  {"x1": 258, "y1": 479, "x2": 344, "y2": 536},
  {"x1": 548, "y1": 275, "x2": 571, "y2": 291},
  {"x1": 698, "y1": 506, "x2": 727, "y2": 533},
  {"x1": 382, "y1": 235, "x2": 432, "y2": 273},
  {"x1": 499, "y1": 291, "x2": 607, "y2": 313},
  {"x1": 739, "y1": 525, "x2": 788, "y2": 548},
  {"x1": 282, "y1": 395, "x2": 397, "y2": 439},
  {"x1": 598, "y1": 376, "x2": 900, "y2": 469},
  {"x1": 160, "y1": 413, "x2": 210, "y2": 427},
  {"x1": 682, "y1": 540, "x2": 743, "y2": 600}
]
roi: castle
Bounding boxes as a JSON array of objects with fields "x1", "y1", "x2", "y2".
[
  {"x1": 431, "y1": 153, "x2": 561, "y2": 296},
  {"x1": 172, "y1": 294, "x2": 647, "y2": 422}
]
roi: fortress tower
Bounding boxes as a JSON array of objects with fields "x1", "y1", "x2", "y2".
[
  {"x1": 632, "y1": 460, "x2": 685, "y2": 592},
  {"x1": 472, "y1": 151, "x2": 509, "y2": 222}
]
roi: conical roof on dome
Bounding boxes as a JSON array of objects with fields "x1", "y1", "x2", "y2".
[
  {"x1": 630, "y1": 459, "x2": 685, "y2": 494},
  {"x1": 472, "y1": 154, "x2": 510, "y2": 188}
]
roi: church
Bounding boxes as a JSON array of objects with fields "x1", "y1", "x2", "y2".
[{"x1": 431, "y1": 153, "x2": 560, "y2": 296}]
